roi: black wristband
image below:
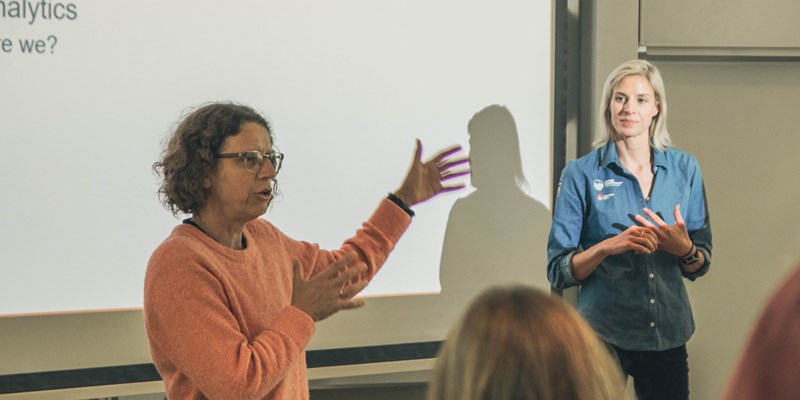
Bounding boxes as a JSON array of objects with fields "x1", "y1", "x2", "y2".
[
  {"x1": 387, "y1": 193, "x2": 415, "y2": 217},
  {"x1": 679, "y1": 243, "x2": 696, "y2": 259},
  {"x1": 679, "y1": 246, "x2": 700, "y2": 266}
]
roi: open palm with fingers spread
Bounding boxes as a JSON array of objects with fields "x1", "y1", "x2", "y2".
[{"x1": 394, "y1": 139, "x2": 470, "y2": 206}]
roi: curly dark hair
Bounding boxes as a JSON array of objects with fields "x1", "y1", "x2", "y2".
[{"x1": 153, "y1": 102, "x2": 274, "y2": 215}]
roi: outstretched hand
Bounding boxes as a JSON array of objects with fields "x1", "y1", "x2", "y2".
[
  {"x1": 291, "y1": 252, "x2": 370, "y2": 322},
  {"x1": 393, "y1": 139, "x2": 470, "y2": 206}
]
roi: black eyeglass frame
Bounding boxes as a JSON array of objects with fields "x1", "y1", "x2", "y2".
[{"x1": 215, "y1": 150, "x2": 284, "y2": 173}]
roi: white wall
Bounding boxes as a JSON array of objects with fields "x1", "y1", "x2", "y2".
[{"x1": 658, "y1": 60, "x2": 800, "y2": 400}]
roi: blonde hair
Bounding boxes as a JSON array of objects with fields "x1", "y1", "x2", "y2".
[
  {"x1": 593, "y1": 59, "x2": 672, "y2": 151},
  {"x1": 428, "y1": 286, "x2": 625, "y2": 400}
]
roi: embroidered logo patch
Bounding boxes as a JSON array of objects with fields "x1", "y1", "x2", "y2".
[
  {"x1": 593, "y1": 179, "x2": 604, "y2": 191},
  {"x1": 597, "y1": 193, "x2": 615, "y2": 201},
  {"x1": 604, "y1": 179, "x2": 623, "y2": 187}
]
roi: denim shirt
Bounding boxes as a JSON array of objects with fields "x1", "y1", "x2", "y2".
[{"x1": 547, "y1": 141, "x2": 712, "y2": 351}]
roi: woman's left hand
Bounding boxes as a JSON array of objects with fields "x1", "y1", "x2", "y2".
[
  {"x1": 634, "y1": 205, "x2": 693, "y2": 257},
  {"x1": 393, "y1": 139, "x2": 470, "y2": 206}
]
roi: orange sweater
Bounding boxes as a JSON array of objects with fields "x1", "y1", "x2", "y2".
[{"x1": 144, "y1": 199, "x2": 410, "y2": 399}]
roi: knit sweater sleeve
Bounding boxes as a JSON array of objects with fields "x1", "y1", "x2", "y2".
[{"x1": 289, "y1": 198, "x2": 412, "y2": 280}]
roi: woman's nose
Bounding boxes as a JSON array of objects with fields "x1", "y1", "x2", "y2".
[
  {"x1": 257, "y1": 160, "x2": 277, "y2": 178},
  {"x1": 622, "y1": 101, "x2": 636, "y2": 113}
]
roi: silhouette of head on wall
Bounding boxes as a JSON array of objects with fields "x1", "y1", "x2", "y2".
[{"x1": 468, "y1": 104, "x2": 527, "y2": 191}]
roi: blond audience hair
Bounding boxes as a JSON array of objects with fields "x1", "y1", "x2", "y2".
[{"x1": 427, "y1": 285, "x2": 625, "y2": 400}]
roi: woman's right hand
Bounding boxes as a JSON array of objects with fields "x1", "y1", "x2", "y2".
[
  {"x1": 570, "y1": 226, "x2": 657, "y2": 281},
  {"x1": 604, "y1": 225, "x2": 659, "y2": 256},
  {"x1": 291, "y1": 252, "x2": 369, "y2": 322}
]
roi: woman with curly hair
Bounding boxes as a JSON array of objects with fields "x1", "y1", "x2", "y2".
[{"x1": 144, "y1": 102, "x2": 469, "y2": 399}]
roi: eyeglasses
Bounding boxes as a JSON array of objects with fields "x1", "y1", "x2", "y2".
[{"x1": 216, "y1": 150, "x2": 284, "y2": 174}]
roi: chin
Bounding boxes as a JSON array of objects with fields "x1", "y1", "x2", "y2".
[
  {"x1": 615, "y1": 130, "x2": 647, "y2": 140},
  {"x1": 245, "y1": 207, "x2": 270, "y2": 222}
]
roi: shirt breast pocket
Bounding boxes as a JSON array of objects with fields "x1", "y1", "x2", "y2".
[
  {"x1": 586, "y1": 191, "x2": 633, "y2": 243},
  {"x1": 651, "y1": 181, "x2": 690, "y2": 226}
]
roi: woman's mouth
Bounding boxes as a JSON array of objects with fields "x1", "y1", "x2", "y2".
[{"x1": 255, "y1": 188, "x2": 272, "y2": 200}]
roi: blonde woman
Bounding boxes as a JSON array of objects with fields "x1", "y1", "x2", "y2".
[
  {"x1": 547, "y1": 59, "x2": 712, "y2": 399},
  {"x1": 427, "y1": 285, "x2": 624, "y2": 400}
]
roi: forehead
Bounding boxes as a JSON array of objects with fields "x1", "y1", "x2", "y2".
[
  {"x1": 222, "y1": 122, "x2": 272, "y2": 151},
  {"x1": 614, "y1": 74, "x2": 654, "y2": 95}
]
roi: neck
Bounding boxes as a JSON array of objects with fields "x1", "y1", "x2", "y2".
[
  {"x1": 190, "y1": 212, "x2": 246, "y2": 250},
  {"x1": 615, "y1": 136, "x2": 652, "y2": 172}
]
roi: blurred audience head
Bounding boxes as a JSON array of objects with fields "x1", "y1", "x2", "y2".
[{"x1": 428, "y1": 285, "x2": 624, "y2": 400}]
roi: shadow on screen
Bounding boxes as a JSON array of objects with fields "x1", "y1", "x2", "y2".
[
  {"x1": 437, "y1": 104, "x2": 552, "y2": 304},
  {"x1": 310, "y1": 105, "x2": 552, "y2": 353}
]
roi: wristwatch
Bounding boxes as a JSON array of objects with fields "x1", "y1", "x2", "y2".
[{"x1": 679, "y1": 246, "x2": 699, "y2": 266}]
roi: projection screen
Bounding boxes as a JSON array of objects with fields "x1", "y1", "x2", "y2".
[{"x1": 0, "y1": 0, "x2": 553, "y2": 364}]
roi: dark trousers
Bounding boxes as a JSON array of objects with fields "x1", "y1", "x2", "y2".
[{"x1": 609, "y1": 344, "x2": 689, "y2": 400}]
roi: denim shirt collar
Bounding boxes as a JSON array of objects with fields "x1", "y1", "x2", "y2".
[{"x1": 598, "y1": 140, "x2": 668, "y2": 171}]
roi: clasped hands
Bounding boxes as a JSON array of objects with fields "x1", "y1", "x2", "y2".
[{"x1": 620, "y1": 204, "x2": 693, "y2": 256}]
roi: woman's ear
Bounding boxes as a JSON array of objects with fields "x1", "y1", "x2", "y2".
[{"x1": 203, "y1": 174, "x2": 212, "y2": 189}]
